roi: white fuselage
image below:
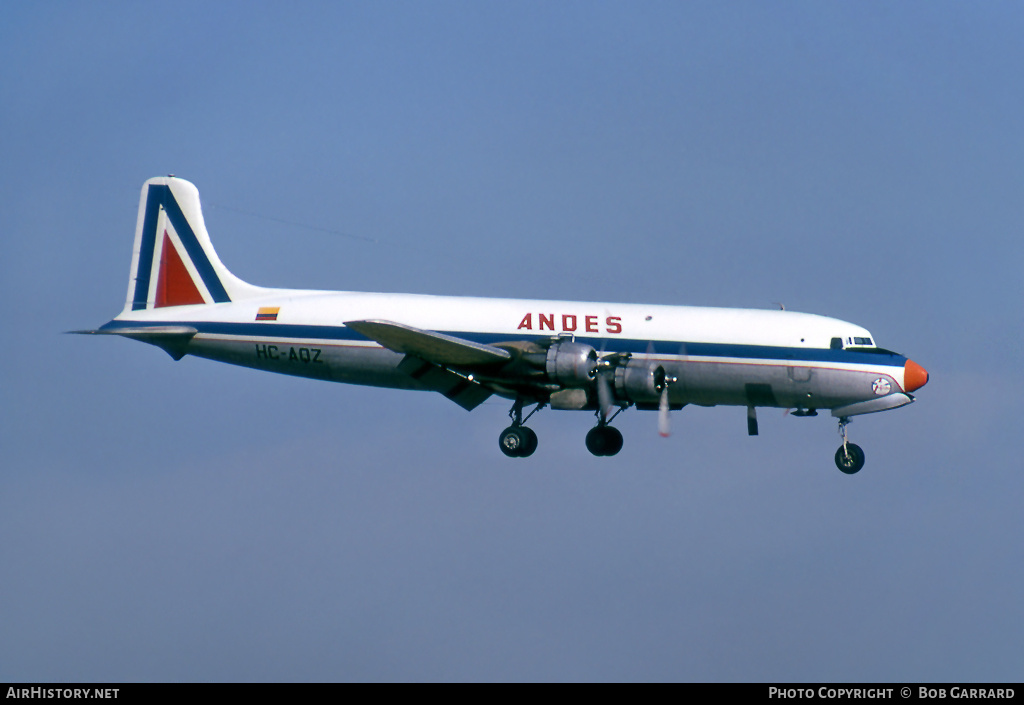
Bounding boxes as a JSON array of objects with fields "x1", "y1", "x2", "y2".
[{"x1": 105, "y1": 286, "x2": 914, "y2": 415}]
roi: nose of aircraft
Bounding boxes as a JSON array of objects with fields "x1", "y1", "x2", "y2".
[{"x1": 904, "y1": 359, "x2": 929, "y2": 392}]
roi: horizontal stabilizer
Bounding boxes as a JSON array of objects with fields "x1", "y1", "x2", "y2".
[
  {"x1": 344, "y1": 319, "x2": 511, "y2": 367},
  {"x1": 70, "y1": 326, "x2": 198, "y2": 361}
]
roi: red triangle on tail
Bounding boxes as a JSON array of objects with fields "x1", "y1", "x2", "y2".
[{"x1": 155, "y1": 231, "x2": 205, "y2": 307}]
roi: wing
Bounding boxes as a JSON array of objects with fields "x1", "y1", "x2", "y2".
[
  {"x1": 344, "y1": 319, "x2": 512, "y2": 411},
  {"x1": 343, "y1": 319, "x2": 511, "y2": 367}
]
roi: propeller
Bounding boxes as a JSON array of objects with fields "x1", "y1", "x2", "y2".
[
  {"x1": 593, "y1": 352, "x2": 629, "y2": 422},
  {"x1": 595, "y1": 366, "x2": 614, "y2": 421},
  {"x1": 658, "y1": 384, "x2": 671, "y2": 437},
  {"x1": 653, "y1": 365, "x2": 677, "y2": 438}
]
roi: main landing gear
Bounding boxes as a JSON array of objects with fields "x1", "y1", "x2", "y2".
[
  {"x1": 498, "y1": 398, "x2": 627, "y2": 458},
  {"x1": 834, "y1": 416, "x2": 865, "y2": 474},
  {"x1": 499, "y1": 425, "x2": 538, "y2": 458},
  {"x1": 585, "y1": 424, "x2": 623, "y2": 457},
  {"x1": 498, "y1": 398, "x2": 542, "y2": 458}
]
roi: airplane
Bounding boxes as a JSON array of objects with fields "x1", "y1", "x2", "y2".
[{"x1": 78, "y1": 176, "x2": 929, "y2": 473}]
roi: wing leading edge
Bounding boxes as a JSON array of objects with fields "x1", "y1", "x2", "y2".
[{"x1": 344, "y1": 320, "x2": 511, "y2": 366}]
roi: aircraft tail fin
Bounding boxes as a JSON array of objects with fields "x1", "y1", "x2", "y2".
[{"x1": 122, "y1": 176, "x2": 264, "y2": 313}]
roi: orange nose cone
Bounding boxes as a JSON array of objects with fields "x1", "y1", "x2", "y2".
[{"x1": 904, "y1": 359, "x2": 929, "y2": 392}]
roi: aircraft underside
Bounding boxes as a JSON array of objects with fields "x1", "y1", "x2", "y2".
[{"x1": 174, "y1": 329, "x2": 912, "y2": 473}]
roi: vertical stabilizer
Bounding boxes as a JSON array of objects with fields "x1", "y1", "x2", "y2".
[{"x1": 123, "y1": 177, "x2": 263, "y2": 313}]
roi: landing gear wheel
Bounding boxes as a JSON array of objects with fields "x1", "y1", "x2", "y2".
[
  {"x1": 604, "y1": 427, "x2": 624, "y2": 456},
  {"x1": 499, "y1": 426, "x2": 526, "y2": 457},
  {"x1": 834, "y1": 443, "x2": 865, "y2": 474},
  {"x1": 499, "y1": 426, "x2": 538, "y2": 458},
  {"x1": 586, "y1": 426, "x2": 624, "y2": 457},
  {"x1": 520, "y1": 427, "x2": 538, "y2": 457}
]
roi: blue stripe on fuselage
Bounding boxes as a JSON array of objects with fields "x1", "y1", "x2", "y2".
[{"x1": 99, "y1": 319, "x2": 908, "y2": 368}]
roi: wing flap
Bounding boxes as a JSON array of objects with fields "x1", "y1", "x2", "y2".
[{"x1": 396, "y1": 356, "x2": 492, "y2": 410}]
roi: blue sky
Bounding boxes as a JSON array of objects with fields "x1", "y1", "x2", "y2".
[{"x1": 2, "y1": 1, "x2": 1021, "y2": 681}]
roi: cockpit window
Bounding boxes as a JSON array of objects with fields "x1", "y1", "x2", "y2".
[
  {"x1": 854, "y1": 337, "x2": 873, "y2": 346},
  {"x1": 830, "y1": 337, "x2": 843, "y2": 350}
]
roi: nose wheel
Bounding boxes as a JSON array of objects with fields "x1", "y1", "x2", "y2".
[
  {"x1": 834, "y1": 417, "x2": 865, "y2": 474},
  {"x1": 835, "y1": 443, "x2": 865, "y2": 474}
]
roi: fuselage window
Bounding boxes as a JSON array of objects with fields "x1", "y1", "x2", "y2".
[{"x1": 830, "y1": 337, "x2": 843, "y2": 350}]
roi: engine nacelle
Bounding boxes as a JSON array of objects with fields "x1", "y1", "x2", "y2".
[
  {"x1": 545, "y1": 341, "x2": 598, "y2": 387},
  {"x1": 614, "y1": 361, "x2": 670, "y2": 403}
]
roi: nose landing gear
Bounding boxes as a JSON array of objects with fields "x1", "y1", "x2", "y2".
[{"x1": 834, "y1": 416, "x2": 865, "y2": 474}]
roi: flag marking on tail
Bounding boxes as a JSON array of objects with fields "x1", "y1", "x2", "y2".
[{"x1": 256, "y1": 307, "x2": 280, "y2": 321}]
